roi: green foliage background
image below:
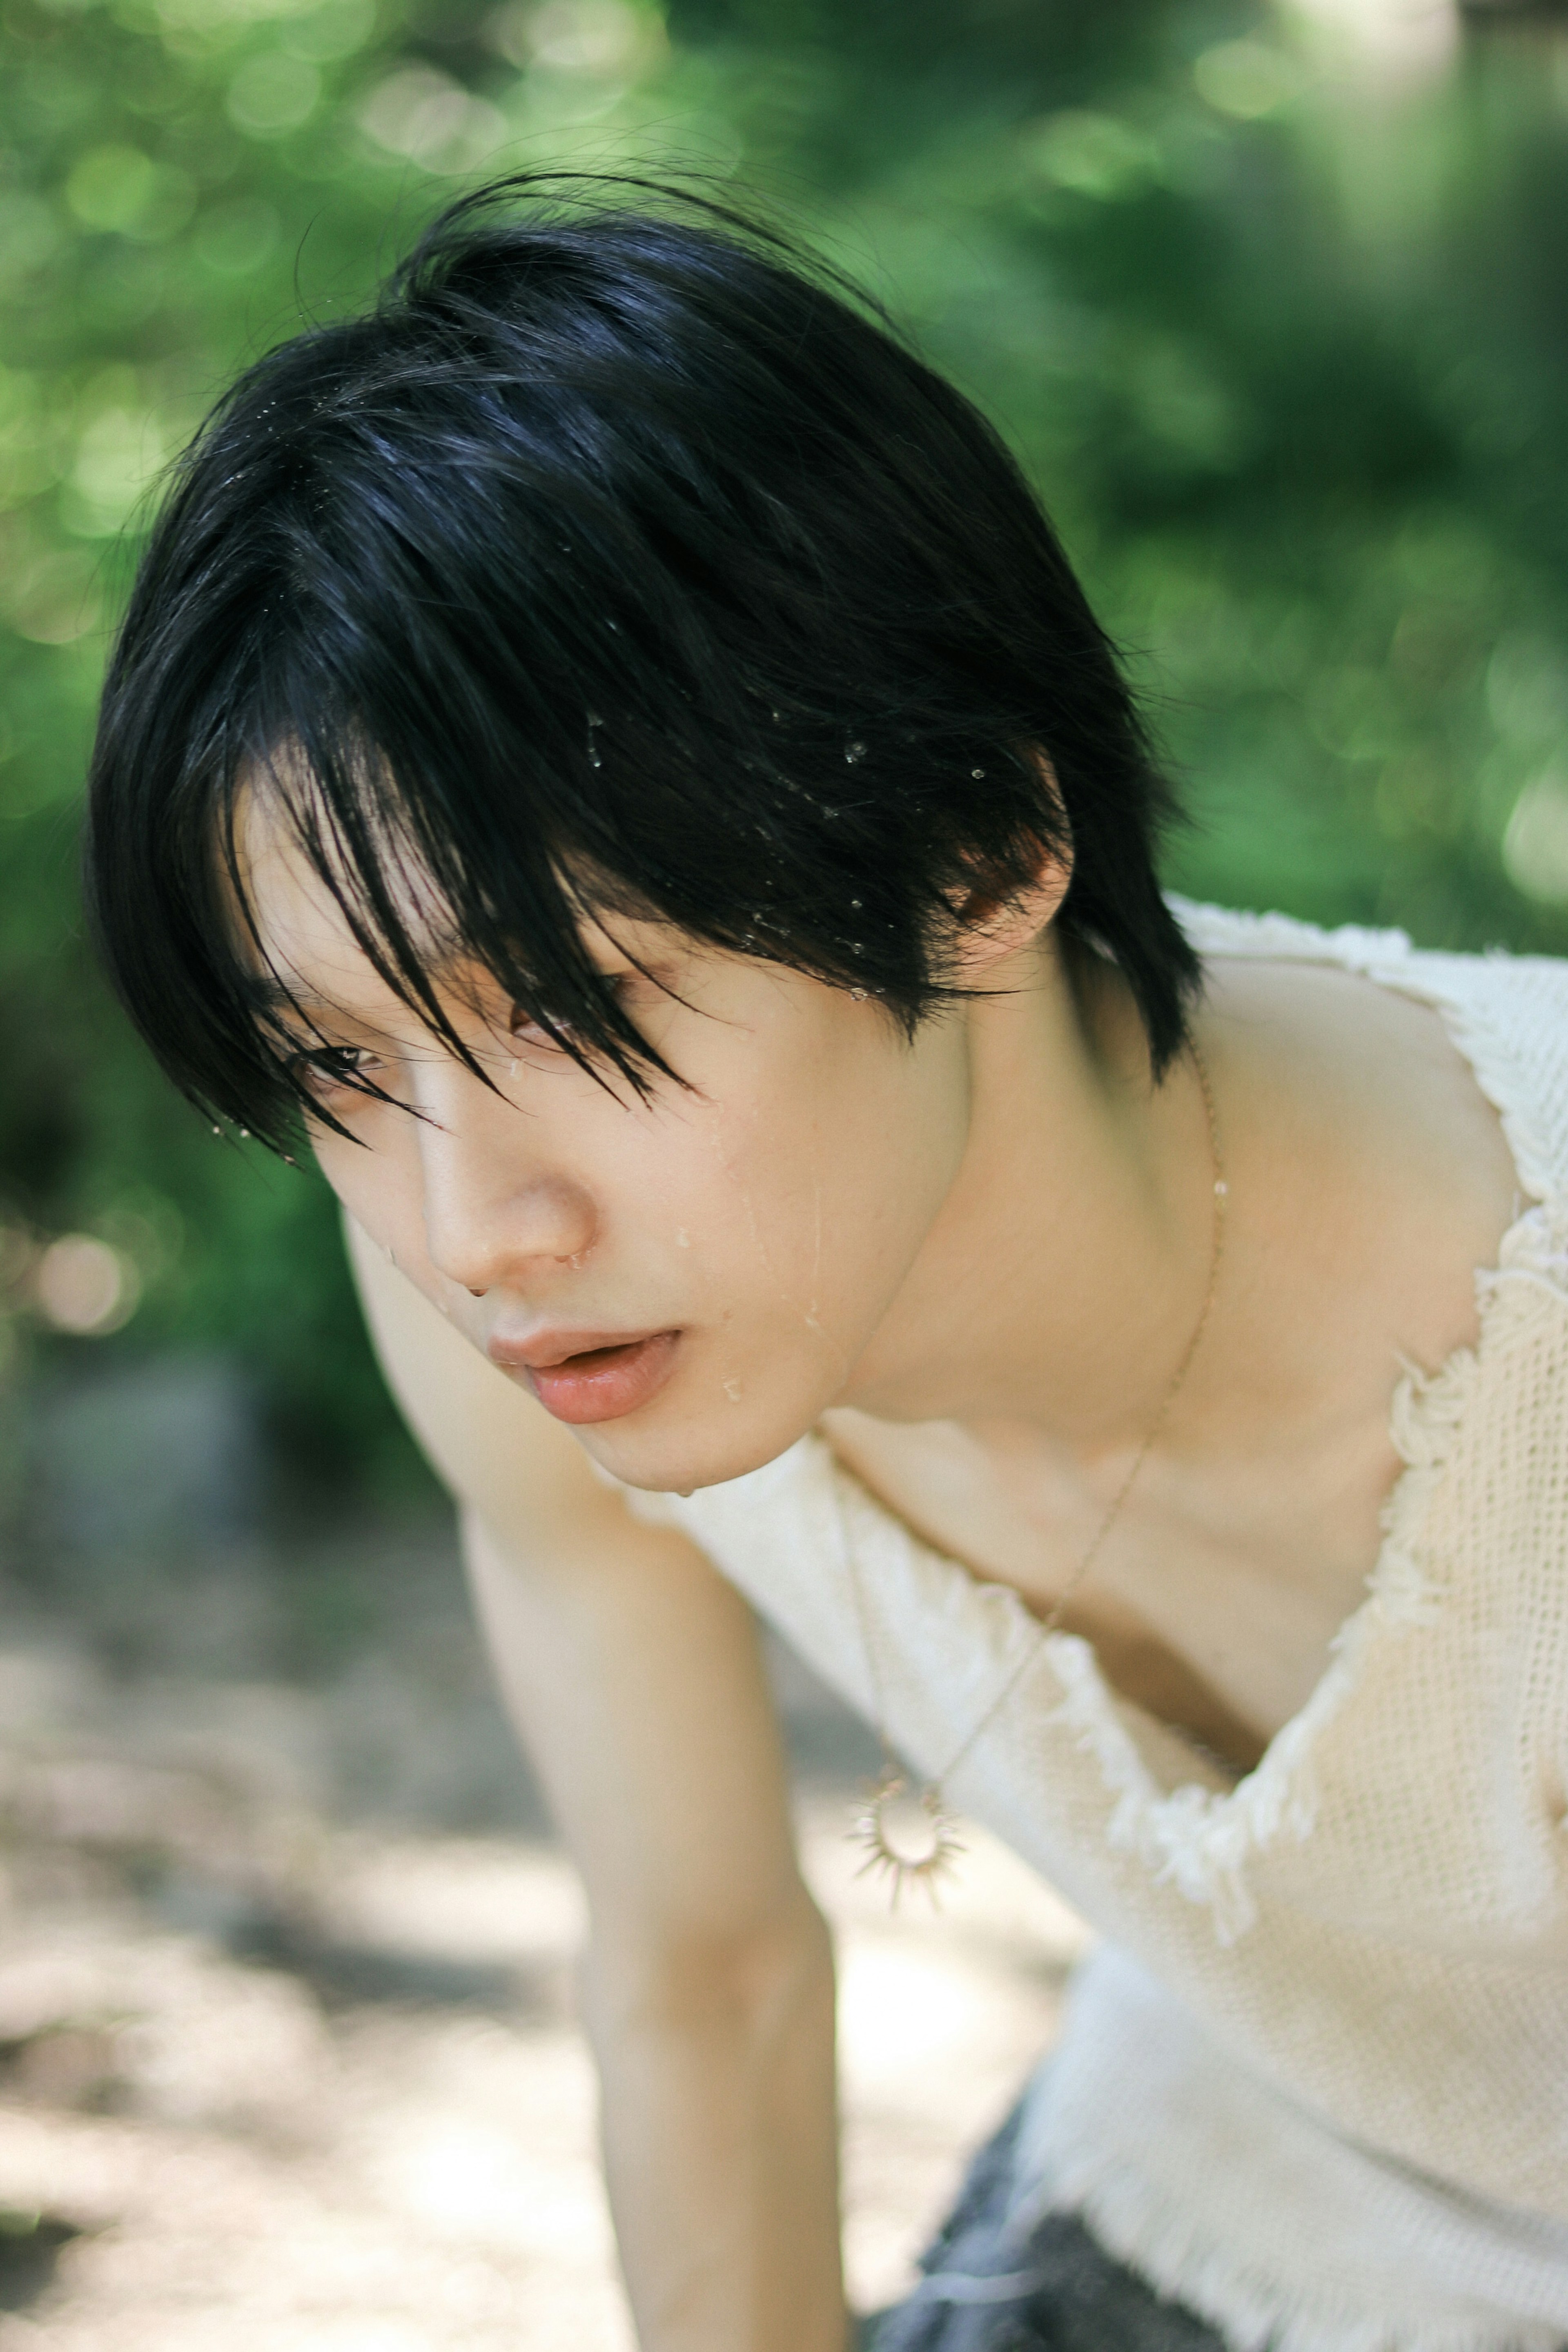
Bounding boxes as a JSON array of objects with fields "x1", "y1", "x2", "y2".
[{"x1": 3, "y1": 0, "x2": 1568, "y2": 1491}]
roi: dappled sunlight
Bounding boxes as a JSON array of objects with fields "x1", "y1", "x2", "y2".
[{"x1": 0, "y1": 1561, "x2": 1085, "y2": 2345}]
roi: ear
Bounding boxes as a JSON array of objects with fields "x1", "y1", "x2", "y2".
[
  {"x1": 947, "y1": 847, "x2": 1072, "y2": 979},
  {"x1": 947, "y1": 747, "x2": 1074, "y2": 979}
]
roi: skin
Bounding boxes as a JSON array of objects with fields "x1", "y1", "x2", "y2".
[
  {"x1": 235, "y1": 784, "x2": 1521, "y2": 2349},
  {"x1": 241, "y1": 794, "x2": 1518, "y2": 1762}
]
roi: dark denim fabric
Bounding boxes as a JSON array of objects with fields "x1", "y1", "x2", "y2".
[{"x1": 859, "y1": 2100, "x2": 1227, "y2": 2352}]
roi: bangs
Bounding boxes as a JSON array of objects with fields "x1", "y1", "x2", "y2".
[{"x1": 215, "y1": 710, "x2": 682, "y2": 1153}]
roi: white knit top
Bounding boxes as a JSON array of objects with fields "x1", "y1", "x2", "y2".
[{"x1": 612, "y1": 904, "x2": 1568, "y2": 2352}]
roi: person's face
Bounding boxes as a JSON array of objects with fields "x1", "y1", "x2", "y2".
[{"x1": 238, "y1": 805, "x2": 976, "y2": 1493}]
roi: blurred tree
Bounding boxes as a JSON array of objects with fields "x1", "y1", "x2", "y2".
[{"x1": 1, "y1": 0, "x2": 1566, "y2": 1488}]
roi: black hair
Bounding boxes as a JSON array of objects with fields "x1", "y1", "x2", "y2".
[{"x1": 85, "y1": 169, "x2": 1199, "y2": 1154}]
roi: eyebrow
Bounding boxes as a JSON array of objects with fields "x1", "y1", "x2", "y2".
[
  {"x1": 238, "y1": 956, "x2": 471, "y2": 1020},
  {"x1": 237, "y1": 918, "x2": 650, "y2": 1019},
  {"x1": 243, "y1": 975, "x2": 317, "y2": 1014},
  {"x1": 240, "y1": 976, "x2": 372, "y2": 1027}
]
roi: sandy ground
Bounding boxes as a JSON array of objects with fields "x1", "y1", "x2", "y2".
[{"x1": 0, "y1": 1517, "x2": 1090, "y2": 2348}]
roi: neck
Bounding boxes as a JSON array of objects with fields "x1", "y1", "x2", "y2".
[{"x1": 839, "y1": 935, "x2": 1217, "y2": 1447}]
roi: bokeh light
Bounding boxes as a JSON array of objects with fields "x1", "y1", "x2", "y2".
[{"x1": 32, "y1": 1236, "x2": 140, "y2": 1336}]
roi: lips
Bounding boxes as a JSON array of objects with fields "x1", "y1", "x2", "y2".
[{"x1": 489, "y1": 1327, "x2": 681, "y2": 1425}]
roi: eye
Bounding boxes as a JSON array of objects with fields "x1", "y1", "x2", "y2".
[
  {"x1": 507, "y1": 975, "x2": 635, "y2": 1055},
  {"x1": 506, "y1": 1007, "x2": 564, "y2": 1051},
  {"x1": 290, "y1": 1043, "x2": 380, "y2": 1099}
]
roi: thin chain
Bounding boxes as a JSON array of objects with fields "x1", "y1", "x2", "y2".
[{"x1": 840, "y1": 1040, "x2": 1228, "y2": 1797}]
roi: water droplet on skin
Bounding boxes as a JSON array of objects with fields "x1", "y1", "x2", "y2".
[
  {"x1": 722, "y1": 1377, "x2": 743, "y2": 1402},
  {"x1": 850, "y1": 987, "x2": 868, "y2": 1002},
  {"x1": 676, "y1": 1228, "x2": 690, "y2": 1247},
  {"x1": 676, "y1": 1487, "x2": 695, "y2": 1499}
]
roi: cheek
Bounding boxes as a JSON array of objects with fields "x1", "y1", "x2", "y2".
[
  {"x1": 688, "y1": 1020, "x2": 959, "y2": 1325},
  {"x1": 311, "y1": 1123, "x2": 435, "y2": 1286}
]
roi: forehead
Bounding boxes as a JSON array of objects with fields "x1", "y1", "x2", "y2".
[
  {"x1": 229, "y1": 764, "x2": 675, "y2": 1027},
  {"x1": 231, "y1": 776, "x2": 436, "y2": 1017}
]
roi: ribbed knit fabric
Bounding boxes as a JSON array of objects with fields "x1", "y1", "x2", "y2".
[{"x1": 609, "y1": 905, "x2": 1568, "y2": 2352}]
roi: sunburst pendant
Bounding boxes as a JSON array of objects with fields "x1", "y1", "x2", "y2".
[{"x1": 851, "y1": 1767, "x2": 965, "y2": 1908}]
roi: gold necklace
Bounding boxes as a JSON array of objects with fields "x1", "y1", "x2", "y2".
[{"x1": 842, "y1": 1043, "x2": 1228, "y2": 1906}]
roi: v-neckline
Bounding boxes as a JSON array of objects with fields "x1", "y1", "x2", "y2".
[{"x1": 819, "y1": 912, "x2": 1550, "y2": 1833}]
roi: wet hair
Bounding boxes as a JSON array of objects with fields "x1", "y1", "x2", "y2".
[{"x1": 85, "y1": 170, "x2": 1199, "y2": 1154}]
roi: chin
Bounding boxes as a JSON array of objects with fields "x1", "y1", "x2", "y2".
[{"x1": 581, "y1": 1394, "x2": 817, "y2": 1497}]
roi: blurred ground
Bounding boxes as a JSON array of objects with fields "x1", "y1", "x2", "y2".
[{"x1": 0, "y1": 1493, "x2": 1090, "y2": 2350}]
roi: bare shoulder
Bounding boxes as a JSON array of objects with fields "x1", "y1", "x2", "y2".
[
  {"x1": 343, "y1": 1211, "x2": 624, "y2": 1552},
  {"x1": 1202, "y1": 949, "x2": 1517, "y2": 1184},
  {"x1": 1199, "y1": 948, "x2": 1519, "y2": 1373}
]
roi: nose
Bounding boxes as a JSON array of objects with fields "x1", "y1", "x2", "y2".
[{"x1": 414, "y1": 1069, "x2": 597, "y2": 1298}]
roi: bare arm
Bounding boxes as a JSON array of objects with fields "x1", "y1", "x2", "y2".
[{"x1": 346, "y1": 1218, "x2": 849, "y2": 2352}]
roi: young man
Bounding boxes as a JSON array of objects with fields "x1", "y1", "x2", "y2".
[{"x1": 85, "y1": 176, "x2": 1568, "y2": 2352}]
